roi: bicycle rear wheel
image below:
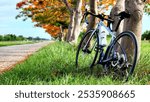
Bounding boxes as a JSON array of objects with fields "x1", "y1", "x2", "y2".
[
  {"x1": 106, "y1": 31, "x2": 138, "y2": 81},
  {"x1": 76, "y1": 30, "x2": 99, "y2": 70}
]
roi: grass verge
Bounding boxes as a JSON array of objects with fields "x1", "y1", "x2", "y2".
[
  {"x1": 0, "y1": 41, "x2": 149, "y2": 85},
  {"x1": 0, "y1": 41, "x2": 36, "y2": 47}
]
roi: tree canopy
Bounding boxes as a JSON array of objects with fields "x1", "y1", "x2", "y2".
[
  {"x1": 16, "y1": 0, "x2": 69, "y2": 38},
  {"x1": 16, "y1": 0, "x2": 150, "y2": 39}
]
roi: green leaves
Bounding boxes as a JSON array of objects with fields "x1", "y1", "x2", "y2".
[{"x1": 144, "y1": 4, "x2": 150, "y2": 15}]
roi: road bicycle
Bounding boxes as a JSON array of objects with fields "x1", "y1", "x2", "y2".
[{"x1": 76, "y1": 10, "x2": 138, "y2": 81}]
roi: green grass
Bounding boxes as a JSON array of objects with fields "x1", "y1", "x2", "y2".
[
  {"x1": 0, "y1": 41, "x2": 149, "y2": 85},
  {"x1": 0, "y1": 41, "x2": 36, "y2": 47}
]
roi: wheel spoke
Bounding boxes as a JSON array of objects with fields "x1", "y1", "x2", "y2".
[
  {"x1": 105, "y1": 31, "x2": 138, "y2": 80},
  {"x1": 76, "y1": 30, "x2": 99, "y2": 70}
]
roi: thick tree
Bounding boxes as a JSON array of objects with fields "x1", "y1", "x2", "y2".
[
  {"x1": 124, "y1": 0, "x2": 146, "y2": 58},
  {"x1": 110, "y1": 0, "x2": 147, "y2": 59},
  {"x1": 87, "y1": 0, "x2": 150, "y2": 59},
  {"x1": 86, "y1": 0, "x2": 97, "y2": 31},
  {"x1": 63, "y1": 0, "x2": 83, "y2": 44},
  {"x1": 110, "y1": 0, "x2": 125, "y2": 35},
  {"x1": 16, "y1": 0, "x2": 150, "y2": 49}
]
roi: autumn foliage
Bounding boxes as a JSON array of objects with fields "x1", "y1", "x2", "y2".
[
  {"x1": 42, "y1": 25, "x2": 60, "y2": 38},
  {"x1": 99, "y1": 0, "x2": 116, "y2": 11},
  {"x1": 16, "y1": 0, "x2": 150, "y2": 39},
  {"x1": 16, "y1": 0, "x2": 117, "y2": 38},
  {"x1": 16, "y1": 0, "x2": 69, "y2": 38},
  {"x1": 146, "y1": 0, "x2": 150, "y2": 3}
]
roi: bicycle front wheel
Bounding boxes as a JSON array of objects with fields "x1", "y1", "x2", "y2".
[
  {"x1": 76, "y1": 29, "x2": 99, "y2": 70},
  {"x1": 107, "y1": 31, "x2": 138, "y2": 80}
]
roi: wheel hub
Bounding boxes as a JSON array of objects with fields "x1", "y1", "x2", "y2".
[{"x1": 111, "y1": 52, "x2": 126, "y2": 69}]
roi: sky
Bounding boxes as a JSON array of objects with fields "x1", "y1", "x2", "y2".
[
  {"x1": 0, "y1": 0, "x2": 51, "y2": 39},
  {"x1": 0, "y1": 0, "x2": 150, "y2": 39}
]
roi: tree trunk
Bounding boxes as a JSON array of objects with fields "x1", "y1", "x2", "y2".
[
  {"x1": 87, "y1": 0, "x2": 97, "y2": 31},
  {"x1": 70, "y1": 0, "x2": 83, "y2": 44},
  {"x1": 110, "y1": 0, "x2": 125, "y2": 35},
  {"x1": 58, "y1": 25, "x2": 65, "y2": 41},
  {"x1": 82, "y1": 0, "x2": 97, "y2": 47},
  {"x1": 123, "y1": 0, "x2": 145, "y2": 59},
  {"x1": 66, "y1": 10, "x2": 75, "y2": 42}
]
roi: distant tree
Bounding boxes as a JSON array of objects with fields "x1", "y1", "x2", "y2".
[
  {"x1": 17, "y1": 35, "x2": 25, "y2": 41},
  {"x1": 27, "y1": 36, "x2": 33, "y2": 40},
  {"x1": 3, "y1": 34, "x2": 11, "y2": 41},
  {"x1": 10, "y1": 34, "x2": 17, "y2": 41},
  {"x1": 142, "y1": 30, "x2": 150, "y2": 40},
  {"x1": 34, "y1": 36, "x2": 40, "y2": 40},
  {"x1": 3, "y1": 34, "x2": 17, "y2": 41},
  {"x1": 0, "y1": 35, "x2": 3, "y2": 41}
]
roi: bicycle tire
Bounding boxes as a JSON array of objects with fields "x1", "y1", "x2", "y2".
[
  {"x1": 76, "y1": 29, "x2": 99, "y2": 70},
  {"x1": 106, "y1": 31, "x2": 138, "y2": 80}
]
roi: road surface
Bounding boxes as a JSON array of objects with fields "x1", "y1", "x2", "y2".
[{"x1": 0, "y1": 41, "x2": 52, "y2": 73}]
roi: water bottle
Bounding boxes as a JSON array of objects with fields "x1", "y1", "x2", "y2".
[{"x1": 99, "y1": 31, "x2": 107, "y2": 46}]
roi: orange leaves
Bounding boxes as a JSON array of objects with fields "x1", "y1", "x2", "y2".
[
  {"x1": 42, "y1": 25, "x2": 60, "y2": 38},
  {"x1": 146, "y1": 0, "x2": 150, "y2": 4},
  {"x1": 16, "y1": 1, "x2": 26, "y2": 8},
  {"x1": 33, "y1": 0, "x2": 39, "y2": 5},
  {"x1": 16, "y1": 0, "x2": 81, "y2": 39},
  {"x1": 98, "y1": 0, "x2": 116, "y2": 13},
  {"x1": 32, "y1": 0, "x2": 48, "y2": 9},
  {"x1": 16, "y1": 0, "x2": 30, "y2": 8},
  {"x1": 100, "y1": 0, "x2": 116, "y2": 5},
  {"x1": 25, "y1": 0, "x2": 68, "y2": 38}
]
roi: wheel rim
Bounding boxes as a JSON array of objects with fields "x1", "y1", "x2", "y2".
[
  {"x1": 108, "y1": 33, "x2": 137, "y2": 79},
  {"x1": 76, "y1": 31, "x2": 99, "y2": 70}
]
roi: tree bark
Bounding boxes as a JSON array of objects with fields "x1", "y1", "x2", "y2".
[
  {"x1": 110, "y1": 0, "x2": 125, "y2": 35},
  {"x1": 80, "y1": 0, "x2": 97, "y2": 48},
  {"x1": 123, "y1": 0, "x2": 145, "y2": 59},
  {"x1": 70, "y1": 0, "x2": 83, "y2": 44},
  {"x1": 66, "y1": 10, "x2": 75, "y2": 42},
  {"x1": 87, "y1": 0, "x2": 97, "y2": 31},
  {"x1": 63, "y1": 0, "x2": 83, "y2": 44},
  {"x1": 63, "y1": 0, "x2": 75, "y2": 42}
]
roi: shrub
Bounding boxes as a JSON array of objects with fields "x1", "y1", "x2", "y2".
[
  {"x1": 142, "y1": 30, "x2": 150, "y2": 40},
  {"x1": 0, "y1": 35, "x2": 3, "y2": 41}
]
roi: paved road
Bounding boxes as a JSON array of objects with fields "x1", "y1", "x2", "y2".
[{"x1": 0, "y1": 41, "x2": 52, "y2": 73}]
